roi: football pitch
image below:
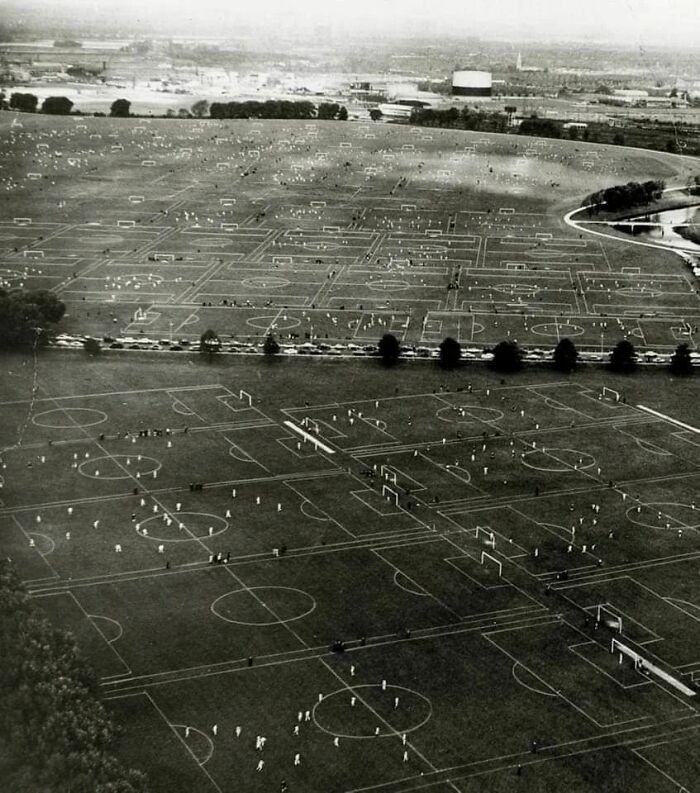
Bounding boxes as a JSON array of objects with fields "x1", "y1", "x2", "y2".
[{"x1": 1, "y1": 353, "x2": 698, "y2": 793}]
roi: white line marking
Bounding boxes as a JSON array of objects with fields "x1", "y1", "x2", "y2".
[
  {"x1": 636, "y1": 405, "x2": 700, "y2": 435},
  {"x1": 282, "y1": 420, "x2": 336, "y2": 453}
]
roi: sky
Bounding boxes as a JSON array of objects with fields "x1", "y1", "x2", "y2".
[{"x1": 11, "y1": 0, "x2": 700, "y2": 46}]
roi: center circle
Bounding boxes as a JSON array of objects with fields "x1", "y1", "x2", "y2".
[
  {"x1": 130, "y1": 273, "x2": 164, "y2": 286},
  {"x1": 242, "y1": 276, "x2": 290, "y2": 289},
  {"x1": 493, "y1": 284, "x2": 539, "y2": 295},
  {"x1": 193, "y1": 237, "x2": 230, "y2": 247},
  {"x1": 211, "y1": 586, "x2": 316, "y2": 626},
  {"x1": 246, "y1": 314, "x2": 301, "y2": 329},
  {"x1": 85, "y1": 235, "x2": 124, "y2": 245},
  {"x1": 313, "y1": 684, "x2": 432, "y2": 739},
  {"x1": 138, "y1": 511, "x2": 228, "y2": 542},
  {"x1": 33, "y1": 407, "x2": 108, "y2": 428},
  {"x1": 616, "y1": 286, "x2": 661, "y2": 298},
  {"x1": 437, "y1": 405, "x2": 505, "y2": 423},
  {"x1": 521, "y1": 447, "x2": 596, "y2": 472},
  {"x1": 303, "y1": 241, "x2": 340, "y2": 251},
  {"x1": 367, "y1": 280, "x2": 410, "y2": 291},
  {"x1": 531, "y1": 323, "x2": 584, "y2": 337},
  {"x1": 78, "y1": 454, "x2": 161, "y2": 479}
]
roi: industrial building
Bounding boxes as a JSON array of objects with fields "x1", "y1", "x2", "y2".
[{"x1": 451, "y1": 70, "x2": 492, "y2": 98}]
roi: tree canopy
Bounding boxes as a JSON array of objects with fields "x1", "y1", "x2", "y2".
[
  {"x1": 584, "y1": 180, "x2": 665, "y2": 212},
  {"x1": 609, "y1": 339, "x2": 637, "y2": 373},
  {"x1": 263, "y1": 333, "x2": 280, "y2": 356},
  {"x1": 9, "y1": 92, "x2": 38, "y2": 113},
  {"x1": 190, "y1": 99, "x2": 209, "y2": 118},
  {"x1": 491, "y1": 340, "x2": 523, "y2": 373},
  {"x1": 200, "y1": 329, "x2": 221, "y2": 357},
  {"x1": 669, "y1": 342, "x2": 693, "y2": 376},
  {"x1": 0, "y1": 561, "x2": 149, "y2": 792},
  {"x1": 109, "y1": 98, "x2": 131, "y2": 118},
  {"x1": 0, "y1": 289, "x2": 65, "y2": 349},
  {"x1": 41, "y1": 96, "x2": 74, "y2": 115},
  {"x1": 209, "y1": 100, "x2": 315, "y2": 120},
  {"x1": 552, "y1": 338, "x2": 579, "y2": 372},
  {"x1": 438, "y1": 337, "x2": 462, "y2": 369},
  {"x1": 518, "y1": 117, "x2": 562, "y2": 139},
  {"x1": 378, "y1": 333, "x2": 400, "y2": 366}
]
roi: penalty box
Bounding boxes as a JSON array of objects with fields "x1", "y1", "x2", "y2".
[
  {"x1": 290, "y1": 474, "x2": 422, "y2": 538},
  {"x1": 558, "y1": 577, "x2": 700, "y2": 669},
  {"x1": 485, "y1": 620, "x2": 684, "y2": 728},
  {"x1": 376, "y1": 539, "x2": 537, "y2": 618}
]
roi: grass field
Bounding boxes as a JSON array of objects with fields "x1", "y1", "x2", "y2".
[
  {"x1": 1, "y1": 113, "x2": 698, "y2": 355},
  {"x1": 0, "y1": 350, "x2": 699, "y2": 793},
  {"x1": 1, "y1": 113, "x2": 699, "y2": 790}
]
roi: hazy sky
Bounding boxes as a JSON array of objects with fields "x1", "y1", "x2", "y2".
[{"x1": 15, "y1": 0, "x2": 700, "y2": 46}]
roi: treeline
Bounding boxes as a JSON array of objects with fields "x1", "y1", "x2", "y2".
[
  {"x1": 409, "y1": 106, "x2": 508, "y2": 133},
  {"x1": 583, "y1": 180, "x2": 665, "y2": 213},
  {"x1": 0, "y1": 288, "x2": 66, "y2": 349},
  {"x1": 407, "y1": 108, "x2": 565, "y2": 138},
  {"x1": 0, "y1": 561, "x2": 149, "y2": 792},
  {"x1": 209, "y1": 100, "x2": 347, "y2": 120}
]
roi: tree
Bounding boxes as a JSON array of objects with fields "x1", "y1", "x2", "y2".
[
  {"x1": 9, "y1": 92, "x2": 38, "y2": 113},
  {"x1": 83, "y1": 337, "x2": 101, "y2": 355},
  {"x1": 41, "y1": 96, "x2": 73, "y2": 115},
  {"x1": 109, "y1": 98, "x2": 131, "y2": 118},
  {"x1": 0, "y1": 289, "x2": 65, "y2": 349},
  {"x1": 0, "y1": 559, "x2": 149, "y2": 792},
  {"x1": 438, "y1": 337, "x2": 461, "y2": 369},
  {"x1": 200, "y1": 329, "x2": 221, "y2": 359},
  {"x1": 669, "y1": 342, "x2": 693, "y2": 376},
  {"x1": 553, "y1": 338, "x2": 579, "y2": 372},
  {"x1": 317, "y1": 102, "x2": 340, "y2": 120},
  {"x1": 491, "y1": 340, "x2": 523, "y2": 373},
  {"x1": 378, "y1": 333, "x2": 400, "y2": 366},
  {"x1": 369, "y1": 108, "x2": 383, "y2": 122},
  {"x1": 609, "y1": 340, "x2": 636, "y2": 373},
  {"x1": 337, "y1": 106, "x2": 348, "y2": 121},
  {"x1": 191, "y1": 99, "x2": 209, "y2": 118},
  {"x1": 263, "y1": 333, "x2": 280, "y2": 357}
]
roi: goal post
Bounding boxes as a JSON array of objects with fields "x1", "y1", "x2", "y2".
[
  {"x1": 601, "y1": 386, "x2": 620, "y2": 403},
  {"x1": 611, "y1": 637, "x2": 696, "y2": 696},
  {"x1": 382, "y1": 484, "x2": 399, "y2": 506},
  {"x1": 239, "y1": 389, "x2": 252, "y2": 407},
  {"x1": 302, "y1": 417, "x2": 320, "y2": 435},
  {"x1": 380, "y1": 464, "x2": 397, "y2": 484},
  {"x1": 480, "y1": 551, "x2": 502, "y2": 577},
  {"x1": 476, "y1": 525, "x2": 496, "y2": 548},
  {"x1": 597, "y1": 604, "x2": 623, "y2": 633}
]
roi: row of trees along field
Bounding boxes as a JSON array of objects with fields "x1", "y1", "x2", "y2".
[
  {"x1": 2, "y1": 93, "x2": 348, "y2": 121},
  {"x1": 209, "y1": 100, "x2": 348, "y2": 120},
  {"x1": 198, "y1": 329, "x2": 695, "y2": 376},
  {"x1": 0, "y1": 561, "x2": 149, "y2": 792}
]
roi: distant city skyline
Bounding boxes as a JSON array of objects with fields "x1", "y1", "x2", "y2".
[{"x1": 7, "y1": 0, "x2": 700, "y2": 47}]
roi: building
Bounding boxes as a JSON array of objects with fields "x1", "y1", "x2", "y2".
[
  {"x1": 376, "y1": 98, "x2": 432, "y2": 121},
  {"x1": 451, "y1": 70, "x2": 492, "y2": 98}
]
